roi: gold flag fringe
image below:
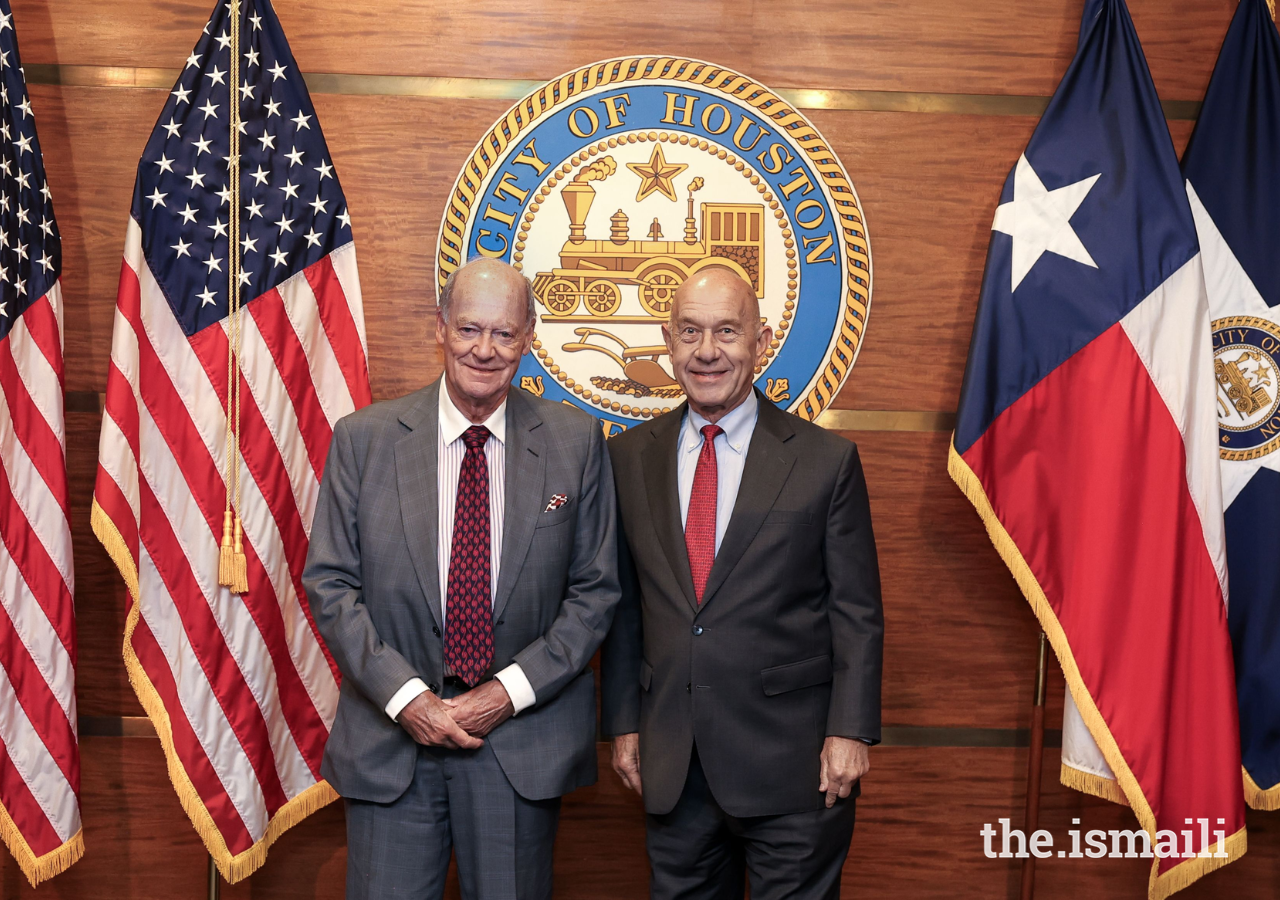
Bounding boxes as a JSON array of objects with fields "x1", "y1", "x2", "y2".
[
  {"x1": 92, "y1": 497, "x2": 340, "y2": 882},
  {"x1": 0, "y1": 805, "x2": 82, "y2": 887},
  {"x1": 1244, "y1": 767, "x2": 1280, "y2": 811},
  {"x1": 1060, "y1": 762, "x2": 1129, "y2": 806},
  {"x1": 947, "y1": 440, "x2": 1246, "y2": 900},
  {"x1": 91, "y1": 500, "x2": 140, "y2": 603}
]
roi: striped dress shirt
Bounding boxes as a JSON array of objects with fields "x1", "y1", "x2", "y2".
[{"x1": 383, "y1": 384, "x2": 536, "y2": 719}]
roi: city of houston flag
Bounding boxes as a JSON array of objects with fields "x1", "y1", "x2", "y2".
[{"x1": 1182, "y1": 0, "x2": 1280, "y2": 812}]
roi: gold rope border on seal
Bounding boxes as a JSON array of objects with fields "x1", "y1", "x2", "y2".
[
  {"x1": 947, "y1": 442, "x2": 1247, "y2": 900},
  {"x1": 436, "y1": 56, "x2": 871, "y2": 422}
]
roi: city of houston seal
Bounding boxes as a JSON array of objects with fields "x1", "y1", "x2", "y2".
[{"x1": 437, "y1": 57, "x2": 872, "y2": 432}]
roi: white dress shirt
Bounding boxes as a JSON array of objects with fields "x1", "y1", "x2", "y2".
[
  {"x1": 383, "y1": 386, "x2": 537, "y2": 720},
  {"x1": 678, "y1": 390, "x2": 759, "y2": 554}
]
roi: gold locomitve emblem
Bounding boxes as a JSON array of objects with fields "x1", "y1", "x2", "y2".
[{"x1": 437, "y1": 57, "x2": 873, "y2": 433}]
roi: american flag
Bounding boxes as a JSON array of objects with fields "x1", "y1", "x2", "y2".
[
  {"x1": 0, "y1": 0, "x2": 82, "y2": 886},
  {"x1": 91, "y1": 0, "x2": 369, "y2": 881}
]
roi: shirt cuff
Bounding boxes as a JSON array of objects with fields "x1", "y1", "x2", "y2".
[
  {"x1": 385, "y1": 678, "x2": 429, "y2": 720},
  {"x1": 494, "y1": 664, "x2": 537, "y2": 714}
]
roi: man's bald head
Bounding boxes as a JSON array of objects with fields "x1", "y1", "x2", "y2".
[
  {"x1": 670, "y1": 267, "x2": 760, "y2": 334},
  {"x1": 664, "y1": 266, "x2": 772, "y2": 423},
  {"x1": 439, "y1": 258, "x2": 536, "y2": 330}
]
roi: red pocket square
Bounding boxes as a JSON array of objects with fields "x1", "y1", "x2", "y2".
[{"x1": 544, "y1": 494, "x2": 568, "y2": 512}]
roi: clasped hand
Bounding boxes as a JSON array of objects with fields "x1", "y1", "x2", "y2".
[{"x1": 395, "y1": 680, "x2": 514, "y2": 750}]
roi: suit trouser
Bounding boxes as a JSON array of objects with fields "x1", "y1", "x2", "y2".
[
  {"x1": 646, "y1": 748, "x2": 856, "y2": 900},
  {"x1": 344, "y1": 719, "x2": 561, "y2": 900}
]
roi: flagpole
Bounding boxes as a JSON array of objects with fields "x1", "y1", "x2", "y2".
[
  {"x1": 212, "y1": 8, "x2": 238, "y2": 900},
  {"x1": 1019, "y1": 632, "x2": 1048, "y2": 900}
]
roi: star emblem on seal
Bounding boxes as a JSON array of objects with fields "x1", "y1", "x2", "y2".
[{"x1": 626, "y1": 145, "x2": 688, "y2": 203}]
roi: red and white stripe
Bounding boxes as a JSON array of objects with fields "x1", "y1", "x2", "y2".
[
  {"x1": 92, "y1": 218, "x2": 369, "y2": 873},
  {"x1": 962, "y1": 252, "x2": 1246, "y2": 890},
  {"x1": 0, "y1": 282, "x2": 82, "y2": 883}
]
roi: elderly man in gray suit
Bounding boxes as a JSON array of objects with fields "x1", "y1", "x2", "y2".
[
  {"x1": 602, "y1": 267, "x2": 883, "y2": 900},
  {"x1": 304, "y1": 257, "x2": 620, "y2": 900}
]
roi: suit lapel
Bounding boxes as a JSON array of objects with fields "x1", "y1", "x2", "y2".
[
  {"x1": 395, "y1": 381, "x2": 444, "y2": 633},
  {"x1": 642, "y1": 403, "x2": 698, "y2": 613},
  {"x1": 493, "y1": 390, "x2": 545, "y2": 621},
  {"x1": 698, "y1": 393, "x2": 797, "y2": 610}
]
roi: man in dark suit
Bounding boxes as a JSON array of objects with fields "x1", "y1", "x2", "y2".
[
  {"x1": 602, "y1": 267, "x2": 883, "y2": 899},
  {"x1": 304, "y1": 258, "x2": 620, "y2": 900}
]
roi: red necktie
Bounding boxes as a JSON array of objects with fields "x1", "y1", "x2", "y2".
[
  {"x1": 444, "y1": 425, "x2": 495, "y2": 686},
  {"x1": 685, "y1": 424, "x2": 723, "y2": 604}
]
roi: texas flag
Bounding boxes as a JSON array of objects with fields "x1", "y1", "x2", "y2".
[
  {"x1": 1182, "y1": 0, "x2": 1280, "y2": 812},
  {"x1": 949, "y1": 0, "x2": 1246, "y2": 896}
]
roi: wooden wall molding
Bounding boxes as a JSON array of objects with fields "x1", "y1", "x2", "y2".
[
  {"x1": 816, "y1": 409, "x2": 956, "y2": 432},
  {"x1": 77, "y1": 716, "x2": 1061, "y2": 748},
  {"x1": 23, "y1": 63, "x2": 1202, "y2": 118}
]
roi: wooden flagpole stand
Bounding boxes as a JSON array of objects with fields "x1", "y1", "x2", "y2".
[
  {"x1": 207, "y1": 855, "x2": 220, "y2": 900},
  {"x1": 1019, "y1": 632, "x2": 1049, "y2": 900}
]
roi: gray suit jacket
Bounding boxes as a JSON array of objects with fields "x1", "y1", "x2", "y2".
[
  {"x1": 601, "y1": 391, "x2": 883, "y2": 817},
  {"x1": 304, "y1": 380, "x2": 620, "y2": 803}
]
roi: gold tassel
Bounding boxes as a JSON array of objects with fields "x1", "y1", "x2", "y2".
[
  {"x1": 218, "y1": 510, "x2": 236, "y2": 587},
  {"x1": 230, "y1": 515, "x2": 249, "y2": 594}
]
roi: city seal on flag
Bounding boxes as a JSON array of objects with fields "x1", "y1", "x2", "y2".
[
  {"x1": 436, "y1": 57, "x2": 872, "y2": 433},
  {"x1": 1214, "y1": 316, "x2": 1280, "y2": 461}
]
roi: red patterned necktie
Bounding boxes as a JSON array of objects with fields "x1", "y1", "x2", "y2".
[
  {"x1": 685, "y1": 424, "x2": 723, "y2": 604},
  {"x1": 444, "y1": 425, "x2": 495, "y2": 686}
]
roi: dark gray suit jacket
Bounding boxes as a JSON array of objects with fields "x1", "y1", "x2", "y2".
[
  {"x1": 304, "y1": 380, "x2": 620, "y2": 803},
  {"x1": 601, "y1": 391, "x2": 883, "y2": 817}
]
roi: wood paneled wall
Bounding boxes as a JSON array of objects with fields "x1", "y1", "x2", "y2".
[{"x1": 6, "y1": 0, "x2": 1276, "y2": 897}]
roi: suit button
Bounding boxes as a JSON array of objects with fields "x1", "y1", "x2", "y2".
[
  {"x1": 692, "y1": 625, "x2": 703, "y2": 635},
  {"x1": 686, "y1": 683, "x2": 691, "y2": 694},
  {"x1": 427, "y1": 683, "x2": 439, "y2": 694},
  {"x1": 432, "y1": 626, "x2": 441, "y2": 637}
]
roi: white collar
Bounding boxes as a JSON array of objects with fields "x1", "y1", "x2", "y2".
[
  {"x1": 683, "y1": 389, "x2": 758, "y2": 456},
  {"x1": 439, "y1": 381, "x2": 507, "y2": 446}
]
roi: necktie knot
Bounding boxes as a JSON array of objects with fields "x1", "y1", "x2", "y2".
[
  {"x1": 700, "y1": 424, "x2": 723, "y2": 444},
  {"x1": 462, "y1": 425, "x2": 490, "y2": 450}
]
